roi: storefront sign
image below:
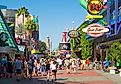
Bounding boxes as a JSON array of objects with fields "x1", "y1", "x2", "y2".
[
  {"x1": 82, "y1": 23, "x2": 109, "y2": 37},
  {"x1": 87, "y1": 0, "x2": 106, "y2": 19},
  {"x1": 68, "y1": 30, "x2": 79, "y2": 38},
  {"x1": 59, "y1": 43, "x2": 71, "y2": 50},
  {"x1": 17, "y1": 45, "x2": 25, "y2": 52}
]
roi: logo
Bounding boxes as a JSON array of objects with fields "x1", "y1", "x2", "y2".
[
  {"x1": 88, "y1": 0, "x2": 103, "y2": 15},
  {"x1": 86, "y1": 0, "x2": 106, "y2": 19},
  {"x1": 82, "y1": 23, "x2": 109, "y2": 37},
  {"x1": 68, "y1": 30, "x2": 79, "y2": 38}
]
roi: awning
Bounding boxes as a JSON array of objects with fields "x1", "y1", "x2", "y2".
[
  {"x1": 31, "y1": 49, "x2": 39, "y2": 54},
  {"x1": 0, "y1": 47, "x2": 18, "y2": 53}
]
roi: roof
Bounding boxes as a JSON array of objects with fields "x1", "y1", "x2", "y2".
[{"x1": 0, "y1": 10, "x2": 19, "y2": 52}]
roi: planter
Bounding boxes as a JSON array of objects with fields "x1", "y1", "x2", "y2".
[
  {"x1": 119, "y1": 69, "x2": 121, "y2": 76},
  {"x1": 109, "y1": 67, "x2": 116, "y2": 74}
]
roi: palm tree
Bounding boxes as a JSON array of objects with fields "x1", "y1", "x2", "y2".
[
  {"x1": 16, "y1": 7, "x2": 30, "y2": 37},
  {"x1": 16, "y1": 6, "x2": 30, "y2": 24},
  {"x1": 24, "y1": 18, "x2": 39, "y2": 37}
]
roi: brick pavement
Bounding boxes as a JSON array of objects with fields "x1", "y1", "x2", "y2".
[{"x1": 0, "y1": 70, "x2": 118, "y2": 84}]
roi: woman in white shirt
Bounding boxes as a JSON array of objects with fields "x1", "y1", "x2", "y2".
[{"x1": 50, "y1": 60, "x2": 57, "y2": 81}]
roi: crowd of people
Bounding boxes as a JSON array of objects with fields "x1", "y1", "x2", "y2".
[{"x1": 0, "y1": 55, "x2": 110, "y2": 82}]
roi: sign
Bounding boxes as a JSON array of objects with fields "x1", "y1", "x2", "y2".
[
  {"x1": 86, "y1": 0, "x2": 106, "y2": 19},
  {"x1": 68, "y1": 30, "x2": 79, "y2": 38},
  {"x1": 88, "y1": 0, "x2": 103, "y2": 15},
  {"x1": 82, "y1": 23, "x2": 109, "y2": 37},
  {"x1": 17, "y1": 45, "x2": 25, "y2": 52},
  {"x1": 59, "y1": 43, "x2": 71, "y2": 50}
]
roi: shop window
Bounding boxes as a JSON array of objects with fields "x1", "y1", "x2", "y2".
[
  {"x1": 110, "y1": 24, "x2": 115, "y2": 34},
  {"x1": 119, "y1": 6, "x2": 121, "y2": 22},
  {"x1": 112, "y1": 11, "x2": 115, "y2": 20},
  {"x1": 119, "y1": 6, "x2": 121, "y2": 16}
]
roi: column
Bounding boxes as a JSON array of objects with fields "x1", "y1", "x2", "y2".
[{"x1": 115, "y1": 0, "x2": 118, "y2": 32}]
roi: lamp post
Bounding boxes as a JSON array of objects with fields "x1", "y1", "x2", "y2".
[
  {"x1": 50, "y1": 40, "x2": 52, "y2": 56},
  {"x1": 72, "y1": 21, "x2": 75, "y2": 58}
]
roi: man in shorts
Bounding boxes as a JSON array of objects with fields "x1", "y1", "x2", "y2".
[{"x1": 14, "y1": 57, "x2": 22, "y2": 81}]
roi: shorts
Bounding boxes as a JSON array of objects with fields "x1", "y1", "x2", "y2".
[
  {"x1": 7, "y1": 69, "x2": 13, "y2": 74},
  {"x1": 16, "y1": 69, "x2": 21, "y2": 74},
  {"x1": 29, "y1": 69, "x2": 33, "y2": 74},
  {"x1": 52, "y1": 70, "x2": 57, "y2": 73},
  {"x1": 41, "y1": 66, "x2": 46, "y2": 72}
]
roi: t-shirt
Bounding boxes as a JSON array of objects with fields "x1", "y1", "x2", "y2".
[
  {"x1": 50, "y1": 64, "x2": 57, "y2": 70},
  {"x1": 57, "y1": 58, "x2": 62, "y2": 65},
  {"x1": 82, "y1": 60, "x2": 86, "y2": 65},
  {"x1": 65, "y1": 59, "x2": 70, "y2": 66},
  {"x1": 1, "y1": 58, "x2": 7, "y2": 66},
  {"x1": 15, "y1": 60, "x2": 22, "y2": 70},
  {"x1": 28, "y1": 60, "x2": 33, "y2": 69},
  {"x1": 103, "y1": 60, "x2": 110, "y2": 67}
]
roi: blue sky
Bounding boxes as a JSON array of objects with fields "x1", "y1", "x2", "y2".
[{"x1": 1, "y1": 0, "x2": 87, "y2": 50}]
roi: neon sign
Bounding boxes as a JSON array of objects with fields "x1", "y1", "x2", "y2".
[
  {"x1": 68, "y1": 30, "x2": 79, "y2": 38},
  {"x1": 86, "y1": 0, "x2": 106, "y2": 19},
  {"x1": 82, "y1": 23, "x2": 109, "y2": 37}
]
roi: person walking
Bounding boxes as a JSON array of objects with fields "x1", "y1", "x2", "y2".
[
  {"x1": 1, "y1": 56, "x2": 7, "y2": 78},
  {"x1": 22, "y1": 58, "x2": 28, "y2": 79},
  {"x1": 35, "y1": 59, "x2": 41, "y2": 76},
  {"x1": 50, "y1": 60, "x2": 57, "y2": 81},
  {"x1": 71, "y1": 59, "x2": 77, "y2": 72},
  {"x1": 45, "y1": 59, "x2": 50, "y2": 81},
  {"x1": 14, "y1": 57, "x2": 22, "y2": 81},
  {"x1": 6, "y1": 58, "x2": 13, "y2": 78},
  {"x1": 65, "y1": 58, "x2": 71, "y2": 74},
  {"x1": 85, "y1": 58, "x2": 90, "y2": 70},
  {"x1": 40, "y1": 58, "x2": 46, "y2": 77},
  {"x1": 28, "y1": 58, "x2": 34, "y2": 79}
]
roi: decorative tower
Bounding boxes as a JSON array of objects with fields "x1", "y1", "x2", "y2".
[
  {"x1": 46, "y1": 37, "x2": 50, "y2": 54},
  {"x1": 62, "y1": 31, "x2": 67, "y2": 43}
]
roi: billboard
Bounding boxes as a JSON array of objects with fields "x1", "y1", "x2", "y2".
[{"x1": 59, "y1": 43, "x2": 71, "y2": 50}]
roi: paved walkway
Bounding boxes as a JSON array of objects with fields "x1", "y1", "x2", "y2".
[
  {"x1": 96, "y1": 70, "x2": 121, "y2": 84},
  {"x1": 0, "y1": 70, "x2": 121, "y2": 84}
]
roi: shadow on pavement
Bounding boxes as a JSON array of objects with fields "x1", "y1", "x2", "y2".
[
  {"x1": 56, "y1": 77, "x2": 68, "y2": 81},
  {"x1": 0, "y1": 77, "x2": 67, "y2": 84}
]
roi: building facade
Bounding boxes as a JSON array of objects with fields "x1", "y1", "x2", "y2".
[{"x1": 1, "y1": 9, "x2": 17, "y2": 38}]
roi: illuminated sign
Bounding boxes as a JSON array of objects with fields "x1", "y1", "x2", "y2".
[
  {"x1": 59, "y1": 43, "x2": 71, "y2": 50},
  {"x1": 68, "y1": 30, "x2": 79, "y2": 38},
  {"x1": 86, "y1": 0, "x2": 106, "y2": 19},
  {"x1": 82, "y1": 23, "x2": 109, "y2": 37},
  {"x1": 17, "y1": 45, "x2": 25, "y2": 52}
]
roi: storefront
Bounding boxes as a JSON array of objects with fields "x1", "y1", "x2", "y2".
[
  {"x1": 93, "y1": 0, "x2": 121, "y2": 61},
  {"x1": 0, "y1": 8, "x2": 19, "y2": 60}
]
